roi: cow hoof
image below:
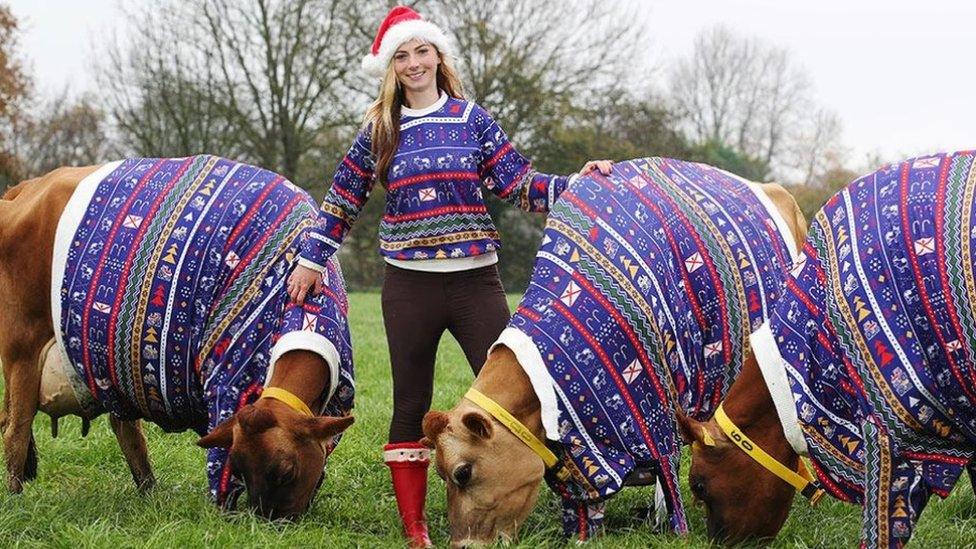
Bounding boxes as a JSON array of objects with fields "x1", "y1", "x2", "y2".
[
  {"x1": 136, "y1": 474, "x2": 156, "y2": 494},
  {"x1": 7, "y1": 476, "x2": 24, "y2": 493}
]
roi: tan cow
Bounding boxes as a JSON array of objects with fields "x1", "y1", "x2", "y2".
[
  {"x1": 422, "y1": 159, "x2": 808, "y2": 546},
  {"x1": 0, "y1": 158, "x2": 353, "y2": 520}
]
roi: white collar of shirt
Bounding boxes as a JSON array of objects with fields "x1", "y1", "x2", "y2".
[{"x1": 401, "y1": 90, "x2": 448, "y2": 118}]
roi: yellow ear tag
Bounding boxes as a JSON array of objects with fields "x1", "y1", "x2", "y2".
[{"x1": 701, "y1": 427, "x2": 716, "y2": 447}]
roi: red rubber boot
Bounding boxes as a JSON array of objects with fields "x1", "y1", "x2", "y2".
[{"x1": 384, "y1": 442, "x2": 433, "y2": 548}]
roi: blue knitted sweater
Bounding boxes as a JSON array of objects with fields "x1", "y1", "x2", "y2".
[{"x1": 299, "y1": 94, "x2": 574, "y2": 269}]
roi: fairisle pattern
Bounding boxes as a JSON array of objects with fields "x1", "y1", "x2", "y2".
[
  {"x1": 57, "y1": 156, "x2": 355, "y2": 505},
  {"x1": 505, "y1": 158, "x2": 794, "y2": 538},
  {"x1": 299, "y1": 95, "x2": 572, "y2": 269},
  {"x1": 764, "y1": 151, "x2": 976, "y2": 547}
]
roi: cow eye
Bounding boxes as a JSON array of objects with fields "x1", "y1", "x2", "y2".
[
  {"x1": 270, "y1": 460, "x2": 296, "y2": 486},
  {"x1": 690, "y1": 476, "x2": 707, "y2": 499},
  {"x1": 452, "y1": 463, "x2": 473, "y2": 488}
]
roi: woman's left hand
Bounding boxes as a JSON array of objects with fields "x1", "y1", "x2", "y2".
[{"x1": 579, "y1": 159, "x2": 614, "y2": 176}]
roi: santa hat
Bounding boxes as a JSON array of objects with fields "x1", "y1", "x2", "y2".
[{"x1": 361, "y1": 6, "x2": 453, "y2": 79}]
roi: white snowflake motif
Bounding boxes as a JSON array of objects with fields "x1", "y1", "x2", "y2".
[
  {"x1": 800, "y1": 402, "x2": 816, "y2": 422},
  {"x1": 918, "y1": 405, "x2": 934, "y2": 424},
  {"x1": 559, "y1": 326, "x2": 575, "y2": 346},
  {"x1": 142, "y1": 344, "x2": 159, "y2": 360},
  {"x1": 567, "y1": 355, "x2": 596, "y2": 378},
  {"x1": 554, "y1": 239, "x2": 571, "y2": 256}
]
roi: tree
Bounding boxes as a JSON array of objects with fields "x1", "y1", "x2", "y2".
[
  {"x1": 669, "y1": 26, "x2": 843, "y2": 182},
  {"x1": 16, "y1": 91, "x2": 109, "y2": 178},
  {"x1": 99, "y1": 0, "x2": 377, "y2": 183},
  {"x1": 687, "y1": 139, "x2": 770, "y2": 183},
  {"x1": 0, "y1": 4, "x2": 30, "y2": 188}
]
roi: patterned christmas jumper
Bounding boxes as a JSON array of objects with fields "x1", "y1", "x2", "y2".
[
  {"x1": 51, "y1": 156, "x2": 355, "y2": 505},
  {"x1": 297, "y1": 93, "x2": 574, "y2": 270},
  {"x1": 751, "y1": 151, "x2": 976, "y2": 547},
  {"x1": 492, "y1": 157, "x2": 798, "y2": 539}
]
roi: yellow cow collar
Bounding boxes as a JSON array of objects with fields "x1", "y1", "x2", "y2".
[{"x1": 713, "y1": 404, "x2": 824, "y2": 504}]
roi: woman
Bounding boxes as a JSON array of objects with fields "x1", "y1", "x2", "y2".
[{"x1": 287, "y1": 6, "x2": 611, "y2": 546}]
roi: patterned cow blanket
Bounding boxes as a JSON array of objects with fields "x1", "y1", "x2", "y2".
[
  {"x1": 752, "y1": 151, "x2": 976, "y2": 547},
  {"x1": 51, "y1": 156, "x2": 355, "y2": 504},
  {"x1": 493, "y1": 157, "x2": 797, "y2": 538}
]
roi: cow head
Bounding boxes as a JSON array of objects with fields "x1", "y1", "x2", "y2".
[
  {"x1": 422, "y1": 407, "x2": 544, "y2": 546},
  {"x1": 678, "y1": 397, "x2": 796, "y2": 543},
  {"x1": 422, "y1": 347, "x2": 546, "y2": 546},
  {"x1": 197, "y1": 398, "x2": 354, "y2": 521}
]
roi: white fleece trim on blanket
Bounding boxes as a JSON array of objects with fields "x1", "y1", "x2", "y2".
[
  {"x1": 750, "y1": 323, "x2": 808, "y2": 455},
  {"x1": 267, "y1": 331, "x2": 341, "y2": 413},
  {"x1": 718, "y1": 168, "x2": 799, "y2": 262},
  {"x1": 489, "y1": 327, "x2": 560, "y2": 440},
  {"x1": 50, "y1": 160, "x2": 124, "y2": 370}
]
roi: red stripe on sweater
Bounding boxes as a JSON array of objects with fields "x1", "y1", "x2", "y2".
[
  {"x1": 382, "y1": 204, "x2": 488, "y2": 222},
  {"x1": 387, "y1": 171, "x2": 480, "y2": 191}
]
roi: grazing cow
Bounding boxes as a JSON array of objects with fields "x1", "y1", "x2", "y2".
[
  {"x1": 682, "y1": 151, "x2": 976, "y2": 547},
  {"x1": 0, "y1": 156, "x2": 355, "y2": 520},
  {"x1": 422, "y1": 157, "x2": 807, "y2": 545}
]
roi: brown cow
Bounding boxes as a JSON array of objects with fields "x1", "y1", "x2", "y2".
[
  {"x1": 0, "y1": 159, "x2": 353, "y2": 520},
  {"x1": 682, "y1": 151, "x2": 976, "y2": 546},
  {"x1": 422, "y1": 158, "x2": 808, "y2": 546}
]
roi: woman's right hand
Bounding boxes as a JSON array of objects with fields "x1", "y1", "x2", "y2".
[{"x1": 287, "y1": 265, "x2": 324, "y2": 305}]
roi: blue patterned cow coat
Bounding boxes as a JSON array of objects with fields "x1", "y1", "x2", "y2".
[
  {"x1": 752, "y1": 151, "x2": 976, "y2": 547},
  {"x1": 493, "y1": 158, "x2": 797, "y2": 538},
  {"x1": 51, "y1": 156, "x2": 355, "y2": 504}
]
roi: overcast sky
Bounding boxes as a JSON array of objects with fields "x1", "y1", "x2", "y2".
[{"x1": 8, "y1": 0, "x2": 975, "y2": 169}]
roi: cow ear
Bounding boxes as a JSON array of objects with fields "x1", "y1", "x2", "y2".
[
  {"x1": 677, "y1": 412, "x2": 721, "y2": 448},
  {"x1": 677, "y1": 412, "x2": 706, "y2": 445},
  {"x1": 461, "y1": 411, "x2": 493, "y2": 440},
  {"x1": 198, "y1": 416, "x2": 237, "y2": 448},
  {"x1": 306, "y1": 415, "x2": 355, "y2": 441},
  {"x1": 237, "y1": 405, "x2": 277, "y2": 435},
  {"x1": 422, "y1": 410, "x2": 449, "y2": 442}
]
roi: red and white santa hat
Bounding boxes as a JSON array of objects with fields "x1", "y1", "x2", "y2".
[{"x1": 361, "y1": 6, "x2": 453, "y2": 79}]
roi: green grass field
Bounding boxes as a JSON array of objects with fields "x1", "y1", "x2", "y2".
[{"x1": 1, "y1": 292, "x2": 974, "y2": 547}]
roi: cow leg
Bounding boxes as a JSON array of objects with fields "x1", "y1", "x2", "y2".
[
  {"x1": 109, "y1": 416, "x2": 155, "y2": 492},
  {"x1": 2, "y1": 357, "x2": 42, "y2": 493},
  {"x1": 0, "y1": 394, "x2": 36, "y2": 482}
]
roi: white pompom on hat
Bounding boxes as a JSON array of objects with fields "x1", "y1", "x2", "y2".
[{"x1": 361, "y1": 6, "x2": 453, "y2": 79}]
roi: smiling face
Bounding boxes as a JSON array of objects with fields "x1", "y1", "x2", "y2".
[
  {"x1": 392, "y1": 39, "x2": 440, "y2": 97},
  {"x1": 197, "y1": 401, "x2": 354, "y2": 521}
]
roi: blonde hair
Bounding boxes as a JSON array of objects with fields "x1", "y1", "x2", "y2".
[{"x1": 364, "y1": 46, "x2": 465, "y2": 187}]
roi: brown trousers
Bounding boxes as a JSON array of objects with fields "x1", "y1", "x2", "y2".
[{"x1": 381, "y1": 263, "x2": 510, "y2": 443}]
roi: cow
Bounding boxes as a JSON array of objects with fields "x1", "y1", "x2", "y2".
[
  {"x1": 421, "y1": 157, "x2": 808, "y2": 546},
  {"x1": 681, "y1": 150, "x2": 976, "y2": 547},
  {"x1": 0, "y1": 156, "x2": 355, "y2": 521}
]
